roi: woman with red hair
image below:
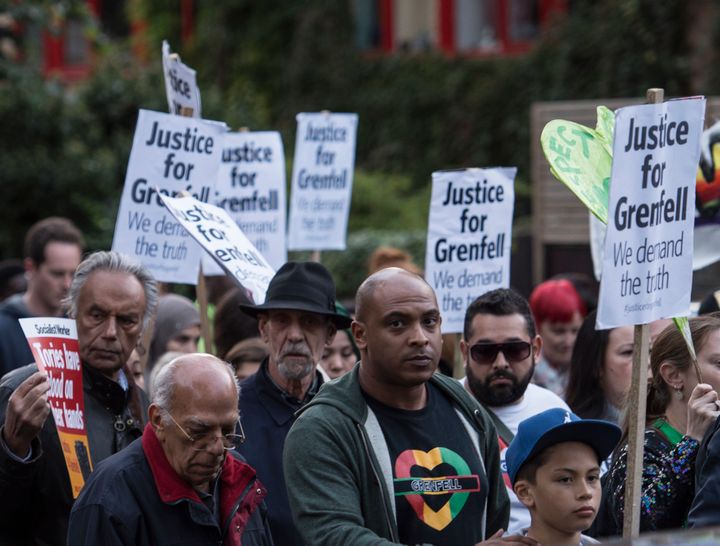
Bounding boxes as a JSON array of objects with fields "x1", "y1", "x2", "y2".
[{"x1": 529, "y1": 279, "x2": 587, "y2": 397}]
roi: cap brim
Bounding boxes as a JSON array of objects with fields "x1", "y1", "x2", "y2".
[
  {"x1": 239, "y1": 301, "x2": 353, "y2": 330},
  {"x1": 522, "y1": 420, "x2": 622, "y2": 478}
]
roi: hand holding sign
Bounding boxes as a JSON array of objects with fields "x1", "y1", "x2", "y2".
[{"x1": 2, "y1": 371, "x2": 50, "y2": 457}]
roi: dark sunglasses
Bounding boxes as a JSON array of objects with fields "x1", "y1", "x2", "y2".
[{"x1": 469, "y1": 341, "x2": 532, "y2": 365}]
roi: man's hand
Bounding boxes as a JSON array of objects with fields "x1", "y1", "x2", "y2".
[
  {"x1": 2, "y1": 371, "x2": 50, "y2": 458},
  {"x1": 475, "y1": 529, "x2": 540, "y2": 546}
]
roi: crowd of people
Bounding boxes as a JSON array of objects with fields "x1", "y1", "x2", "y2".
[{"x1": 0, "y1": 217, "x2": 719, "y2": 545}]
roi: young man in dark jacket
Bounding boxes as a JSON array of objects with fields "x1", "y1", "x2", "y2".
[
  {"x1": 0, "y1": 217, "x2": 84, "y2": 376},
  {"x1": 68, "y1": 354, "x2": 274, "y2": 546},
  {"x1": 284, "y1": 267, "x2": 516, "y2": 545}
]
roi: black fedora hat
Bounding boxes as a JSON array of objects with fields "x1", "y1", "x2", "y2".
[{"x1": 239, "y1": 261, "x2": 352, "y2": 329}]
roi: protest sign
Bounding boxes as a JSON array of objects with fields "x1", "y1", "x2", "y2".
[
  {"x1": 112, "y1": 109, "x2": 225, "y2": 284},
  {"x1": 425, "y1": 168, "x2": 516, "y2": 334},
  {"x1": 19, "y1": 318, "x2": 90, "y2": 498},
  {"x1": 694, "y1": 120, "x2": 720, "y2": 269},
  {"x1": 287, "y1": 112, "x2": 358, "y2": 250},
  {"x1": 597, "y1": 97, "x2": 705, "y2": 329},
  {"x1": 214, "y1": 131, "x2": 287, "y2": 269},
  {"x1": 162, "y1": 40, "x2": 201, "y2": 118},
  {"x1": 540, "y1": 106, "x2": 614, "y2": 223},
  {"x1": 159, "y1": 193, "x2": 275, "y2": 304}
]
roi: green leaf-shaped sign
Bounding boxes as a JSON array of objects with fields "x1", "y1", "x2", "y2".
[
  {"x1": 540, "y1": 107, "x2": 614, "y2": 224},
  {"x1": 541, "y1": 104, "x2": 696, "y2": 358}
]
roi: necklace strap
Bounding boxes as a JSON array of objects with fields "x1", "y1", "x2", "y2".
[{"x1": 653, "y1": 418, "x2": 684, "y2": 445}]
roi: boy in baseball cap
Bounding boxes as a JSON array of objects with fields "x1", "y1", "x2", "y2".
[{"x1": 505, "y1": 408, "x2": 621, "y2": 546}]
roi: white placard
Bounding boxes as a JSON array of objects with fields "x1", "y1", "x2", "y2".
[
  {"x1": 425, "y1": 167, "x2": 516, "y2": 334},
  {"x1": 597, "y1": 97, "x2": 705, "y2": 328},
  {"x1": 287, "y1": 112, "x2": 358, "y2": 250},
  {"x1": 162, "y1": 40, "x2": 201, "y2": 117},
  {"x1": 159, "y1": 194, "x2": 275, "y2": 304},
  {"x1": 213, "y1": 131, "x2": 287, "y2": 269},
  {"x1": 112, "y1": 109, "x2": 225, "y2": 284},
  {"x1": 589, "y1": 211, "x2": 607, "y2": 281}
]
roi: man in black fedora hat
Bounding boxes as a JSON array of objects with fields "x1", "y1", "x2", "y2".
[{"x1": 237, "y1": 261, "x2": 351, "y2": 546}]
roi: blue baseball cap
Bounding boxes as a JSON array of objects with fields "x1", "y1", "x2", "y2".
[{"x1": 505, "y1": 408, "x2": 621, "y2": 485}]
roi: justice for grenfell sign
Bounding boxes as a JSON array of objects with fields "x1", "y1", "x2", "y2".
[
  {"x1": 287, "y1": 112, "x2": 358, "y2": 250},
  {"x1": 425, "y1": 168, "x2": 516, "y2": 334},
  {"x1": 112, "y1": 109, "x2": 225, "y2": 284},
  {"x1": 597, "y1": 97, "x2": 705, "y2": 328}
]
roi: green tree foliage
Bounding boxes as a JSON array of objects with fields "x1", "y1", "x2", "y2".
[
  {"x1": 0, "y1": 46, "x2": 164, "y2": 254},
  {"x1": 0, "y1": 0, "x2": 699, "y2": 274},
  {"x1": 137, "y1": 0, "x2": 693, "y2": 219}
]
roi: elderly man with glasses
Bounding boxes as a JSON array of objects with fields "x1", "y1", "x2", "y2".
[
  {"x1": 67, "y1": 353, "x2": 274, "y2": 546},
  {"x1": 460, "y1": 288, "x2": 570, "y2": 535}
]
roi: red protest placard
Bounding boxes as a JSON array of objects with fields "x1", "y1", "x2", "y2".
[{"x1": 19, "y1": 318, "x2": 92, "y2": 498}]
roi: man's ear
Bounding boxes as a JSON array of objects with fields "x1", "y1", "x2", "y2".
[
  {"x1": 351, "y1": 320, "x2": 367, "y2": 351},
  {"x1": 23, "y1": 258, "x2": 37, "y2": 278},
  {"x1": 149, "y1": 404, "x2": 165, "y2": 435},
  {"x1": 460, "y1": 339, "x2": 469, "y2": 364},
  {"x1": 532, "y1": 335, "x2": 543, "y2": 364},
  {"x1": 514, "y1": 479, "x2": 535, "y2": 509},
  {"x1": 257, "y1": 314, "x2": 270, "y2": 343}
]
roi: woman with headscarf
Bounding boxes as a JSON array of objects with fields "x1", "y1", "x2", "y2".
[{"x1": 147, "y1": 293, "x2": 201, "y2": 379}]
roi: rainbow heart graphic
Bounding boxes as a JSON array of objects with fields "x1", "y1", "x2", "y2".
[{"x1": 394, "y1": 447, "x2": 480, "y2": 531}]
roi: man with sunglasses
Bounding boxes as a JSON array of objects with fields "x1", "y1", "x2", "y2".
[
  {"x1": 461, "y1": 288, "x2": 569, "y2": 535},
  {"x1": 68, "y1": 353, "x2": 274, "y2": 545}
]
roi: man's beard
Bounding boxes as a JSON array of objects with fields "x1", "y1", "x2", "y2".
[
  {"x1": 277, "y1": 343, "x2": 315, "y2": 380},
  {"x1": 467, "y1": 363, "x2": 534, "y2": 407}
]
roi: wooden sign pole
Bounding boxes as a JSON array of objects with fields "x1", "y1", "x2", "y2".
[
  {"x1": 622, "y1": 323, "x2": 650, "y2": 538},
  {"x1": 622, "y1": 87, "x2": 664, "y2": 538},
  {"x1": 196, "y1": 265, "x2": 213, "y2": 352}
]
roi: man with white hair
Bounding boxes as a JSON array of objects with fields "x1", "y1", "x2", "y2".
[
  {"x1": 68, "y1": 354, "x2": 274, "y2": 545},
  {"x1": 0, "y1": 250, "x2": 157, "y2": 545},
  {"x1": 236, "y1": 261, "x2": 350, "y2": 546}
]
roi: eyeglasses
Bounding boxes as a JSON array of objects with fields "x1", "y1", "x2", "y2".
[
  {"x1": 469, "y1": 341, "x2": 532, "y2": 365},
  {"x1": 164, "y1": 411, "x2": 246, "y2": 451}
]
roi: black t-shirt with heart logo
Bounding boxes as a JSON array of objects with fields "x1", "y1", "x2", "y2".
[{"x1": 364, "y1": 383, "x2": 489, "y2": 546}]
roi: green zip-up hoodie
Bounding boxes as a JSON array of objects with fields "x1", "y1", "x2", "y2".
[{"x1": 283, "y1": 366, "x2": 510, "y2": 545}]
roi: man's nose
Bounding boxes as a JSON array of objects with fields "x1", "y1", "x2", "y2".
[
  {"x1": 206, "y1": 435, "x2": 226, "y2": 457},
  {"x1": 491, "y1": 349, "x2": 510, "y2": 370},
  {"x1": 62, "y1": 272, "x2": 73, "y2": 291},
  {"x1": 408, "y1": 322, "x2": 430, "y2": 346},
  {"x1": 287, "y1": 319, "x2": 304, "y2": 341},
  {"x1": 102, "y1": 316, "x2": 118, "y2": 338}
]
